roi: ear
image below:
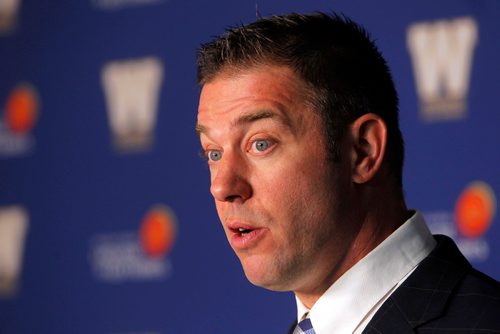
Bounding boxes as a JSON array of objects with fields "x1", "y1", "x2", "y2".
[{"x1": 350, "y1": 113, "x2": 387, "y2": 184}]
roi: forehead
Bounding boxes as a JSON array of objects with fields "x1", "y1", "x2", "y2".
[{"x1": 197, "y1": 65, "x2": 314, "y2": 127}]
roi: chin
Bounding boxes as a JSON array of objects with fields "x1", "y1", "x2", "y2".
[{"x1": 242, "y1": 265, "x2": 295, "y2": 292}]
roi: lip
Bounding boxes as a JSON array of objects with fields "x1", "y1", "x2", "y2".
[{"x1": 226, "y1": 220, "x2": 267, "y2": 250}]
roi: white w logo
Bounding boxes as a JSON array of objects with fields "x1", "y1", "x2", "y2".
[
  {"x1": 407, "y1": 17, "x2": 478, "y2": 121},
  {"x1": 0, "y1": 206, "x2": 29, "y2": 297},
  {"x1": 0, "y1": 0, "x2": 21, "y2": 33},
  {"x1": 102, "y1": 57, "x2": 164, "y2": 152}
]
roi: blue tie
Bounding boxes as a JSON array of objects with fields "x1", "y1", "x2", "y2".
[{"x1": 293, "y1": 318, "x2": 316, "y2": 334}]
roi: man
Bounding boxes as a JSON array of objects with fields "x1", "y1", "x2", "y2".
[{"x1": 195, "y1": 12, "x2": 500, "y2": 333}]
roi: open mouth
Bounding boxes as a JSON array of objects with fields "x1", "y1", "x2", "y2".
[
  {"x1": 227, "y1": 224, "x2": 264, "y2": 249},
  {"x1": 229, "y1": 224, "x2": 256, "y2": 237},
  {"x1": 237, "y1": 227, "x2": 253, "y2": 236}
]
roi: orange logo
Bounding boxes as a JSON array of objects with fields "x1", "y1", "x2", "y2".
[
  {"x1": 4, "y1": 84, "x2": 39, "y2": 134},
  {"x1": 139, "y1": 206, "x2": 177, "y2": 258},
  {"x1": 455, "y1": 181, "x2": 497, "y2": 238}
]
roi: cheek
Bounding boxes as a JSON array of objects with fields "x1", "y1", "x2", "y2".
[
  {"x1": 264, "y1": 154, "x2": 332, "y2": 201},
  {"x1": 258, "y1": 169, "x2": 306, "y2": 212},
  {"x1": 270, "y1": 159, "x2": 339, "y2": 230},
  {"x1": 258, "y1": 161, "x2": 331, "y2": 226}
]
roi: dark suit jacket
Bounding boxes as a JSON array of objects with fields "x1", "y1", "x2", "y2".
[{"x1": 288, "y1": 235, "x2": 500, "y2": 333}]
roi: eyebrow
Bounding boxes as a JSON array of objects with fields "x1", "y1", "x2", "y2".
[
  {"x1": 236, "y1": 110, "x2": 277, "y2": 125},
  {"x1": 196, "y1": 109, "x2": 285, "y2": 136}
]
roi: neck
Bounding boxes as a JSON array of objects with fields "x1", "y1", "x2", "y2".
[{"x1": 295, "y1": 189, "x2": 410, "y2": 309}]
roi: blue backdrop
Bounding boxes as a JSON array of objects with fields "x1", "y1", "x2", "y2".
[{"x1": 0, "y1": 0, "x2": 498, "y2": 333}]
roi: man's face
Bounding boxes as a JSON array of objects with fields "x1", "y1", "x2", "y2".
[{"x1": 197, "y1": 65, "x2": 355, "y2": 294}]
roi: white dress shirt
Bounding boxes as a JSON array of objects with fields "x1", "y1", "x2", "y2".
[{"x1": 295, "y1": 211, "x2": 436, "y2": 334}]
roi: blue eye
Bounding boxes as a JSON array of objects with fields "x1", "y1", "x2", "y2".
[
  {"x1": 253, "y1": 140, "x2": 270, "y2": 152},
  {"x1": 208, "y1": 150, "x2": 222, "y2": 161}
]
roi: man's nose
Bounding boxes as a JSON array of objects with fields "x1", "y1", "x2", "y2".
[{"x1": 210, "y1": 154, "x2": 252, "y2": 203}]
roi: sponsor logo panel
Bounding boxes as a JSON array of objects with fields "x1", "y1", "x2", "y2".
[
  {"x1": 101, "y1": 57, "x2": 164, "y2": 154},
  {"x1": 455, "y1": 181, "x2": 496, "y2": 238},
  {"x1": 0, "y1": 205, "x2": 29, "y2": 298},
  {"x1": 88, "y1": 205, "x2": 177, "y2": 282},
  {"x1": 0, "y1": 83, "x2": 39, "y2": 157},
  {"x1": 407, "y1": 17, "x2": 478, "y2": 121},
  {"x1": 140, "y1": 206, "x2": 177, "y2": 258},
  {"x1": 424, "y1": 181, "x2": 496, "y2": 262}
]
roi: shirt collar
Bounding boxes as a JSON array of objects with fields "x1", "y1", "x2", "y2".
[{"x1": 295, "y1": 211, "x2": 436, "y2": 334}]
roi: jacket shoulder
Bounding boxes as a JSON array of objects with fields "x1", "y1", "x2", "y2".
[
  {"x1": 364, "y1": 235, "x2": 500, "y2": 333},
  {"x1": 436, "y1": 267, "x2": 500, "y2": 329}
]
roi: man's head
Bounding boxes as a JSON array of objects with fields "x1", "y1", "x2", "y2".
[
  {"x1": 197, "y1": 12, "x2": 404, "y2": 186},
  {"x1": 196, "y1": 12, "x2": 407, "y2": 306}
]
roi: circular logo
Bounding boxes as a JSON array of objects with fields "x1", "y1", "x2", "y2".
[
  {"x1": 455, "y1": 181, "x2": 496, "y2": 238},
  {"x1": 4, "y1": 84, "x2": 39, "y2": 134},
  {"x1": 139, "y1": 206, "x2": 177, "y2": 258}
]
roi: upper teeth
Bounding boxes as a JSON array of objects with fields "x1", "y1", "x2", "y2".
[{"x1": 239, "y1": 228, "x2": 246, "y2": 232}]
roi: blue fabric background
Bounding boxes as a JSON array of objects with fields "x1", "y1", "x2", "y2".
[{"x1": 0, "y1": 0, "x2": 498, "y2": 332}]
